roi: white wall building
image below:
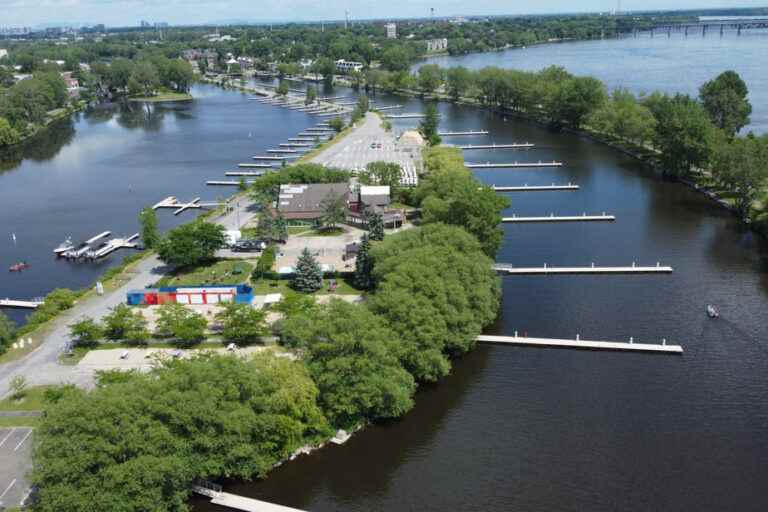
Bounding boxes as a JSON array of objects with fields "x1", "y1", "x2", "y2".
[
  {"x1": 426, "y1": 38, "x2": 448, "y2": 52},
  {"x1": 335, "y1": 59, "x2": 364, "y2": 74},
  {"x1": 385, "y1": 23, "x2": 397, "y2": 39},
  {"x1": 0, "y1": 49, "x2": 8, "y2": 60}
]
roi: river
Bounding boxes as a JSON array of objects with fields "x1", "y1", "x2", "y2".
[
  {"x1": 1, "y1": 42, "x2": 767, "y2": 512},
  {"x1": 420, "y1": 29, "x2": 768, "y2": 134}
]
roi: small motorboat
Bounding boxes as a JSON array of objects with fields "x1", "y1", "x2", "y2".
[
  {"x1": 706, "y1": 305, "x2": 720, "y2": 319},
  {"x1": 53, "y1": 237, "x2": 74, "y2": 256},
  {"x1": 9, "y1": 262, "x2": 30, "y2": 272}
]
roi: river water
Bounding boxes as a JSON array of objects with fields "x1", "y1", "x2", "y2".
[
  {"x1": 420, "y1": 30, "x2": 768, "y2": 134},
  {"x1": 1, "y1": 40, "x2": 767, "y2": 512}
]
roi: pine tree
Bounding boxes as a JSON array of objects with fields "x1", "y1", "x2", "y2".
[
  {"x1": 292, "y1": 248, "x2": 323, "y2": 293},
  {"x1": 353, "y1": 234, "x2": 374, "y2": 290},
  {"x1": 273, "y1": 212, "x2": 288, "y2": 242},
  {"x1": 366, "y1": 209, "x2": 385, "y2": 241}
]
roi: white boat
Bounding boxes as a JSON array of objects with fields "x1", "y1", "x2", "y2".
[
  {"x1": 53, "y1": 237, "x2": 74, "y2": 256},
  {"x1": 706, "y1": 305, "x2": 720, "y2": 318}
]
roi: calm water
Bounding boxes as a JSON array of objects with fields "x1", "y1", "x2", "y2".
[
  {"x1": 420, "y1": 31, "x2": 768, "y2": 133},
  {"x1": 0, "y1": 48, "x2": 767, "y2": 512}
]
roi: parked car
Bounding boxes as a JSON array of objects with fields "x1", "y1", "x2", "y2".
[{"x1": 232, "y1": 239, "x2": 267, "y2": 252}]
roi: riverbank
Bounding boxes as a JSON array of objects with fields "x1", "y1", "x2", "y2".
[
  {"x1": 0, "y1": 100, "x2": 87, "y2": 152},
  {"x1": 128, "y1": 92, "x2": 193, "y2": 103}
]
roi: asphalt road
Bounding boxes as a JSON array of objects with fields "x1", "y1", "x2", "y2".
[{"x1": 0, "y1": 427, "x2": 34, "y2": 509}]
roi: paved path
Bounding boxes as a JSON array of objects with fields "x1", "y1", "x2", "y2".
[
  {"x1": 0, "y1": 199, "x2": 257, "y2": 399},
  {"x1": 0, "y1": 427, "x2": 34, "y2": 509}
]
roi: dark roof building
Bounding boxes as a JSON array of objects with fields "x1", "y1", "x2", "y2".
[{"x1": 277, "y1": 183, "x2": 350, "y2": 220}]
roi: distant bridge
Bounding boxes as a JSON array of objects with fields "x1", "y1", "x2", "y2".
[{"x1": 626, "y1": 19, "x2": 768, "y2": 37}]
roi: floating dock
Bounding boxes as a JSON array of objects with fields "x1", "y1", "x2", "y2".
[
  {"x1": 502, "y1": 213, "x2": 615, "y2": 222},
  {"x1": 493, "y1": 184, "x2": 579, "y2": 192},
  {"x1": 226, "y1": 171, "x2": 263, "y2": 177},
  {"x1": 459, "y1": 143, "x2": 535, "y2": 150},
  {"x1": 375, "y1": 105, "x2": 403, "y2": 111},
  {"x1": 289, "y1": 137, "x2": 322, "y2": 142},
  {"x1": 253, "y1": 155, "x2": 298, "y2": 161},
  {"x1": 493, "y1": 263, "x2": 673, "y2": 274},
  {"x1": 267, "y1": 149, "x2": 300, "y2": 154},
  {"x1": 385, "y1": 113, "x2": 440, "y2": 119},
  {"x1": 88, "y1": 234, "x2": 139, "y2": 258},
  {"x1": 477, "y1": 334, "x2": 683, "y2": 354},
  {"x1": 238, "y1": 163, "x2": 274, "y2": 168},
  {"x1": 0, "y1": 299, "x2": 43, "y2": 309},
  {"x1": 64, "y1": 231, "x2": 111, "y2": 259},
  {"x1": 439, "y1": 130, "x2": 489, "y2": 136},
  {"x1": 207, "y1": 180, "x2": 256, "y2": 186},
  {"x1": 317, "y1": 111, "x2": 349, "y2": 117},
  {"x1": 279, "y1": 143, "x2": 312, "y2": 148},
  {"x1": 467, "y1": 161, "x2": 563, "y2": 169}
]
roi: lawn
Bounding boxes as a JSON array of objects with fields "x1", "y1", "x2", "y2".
[
  {"x1": 129, "y1": 92, "x2": 193, "y2": 102},
  {"x1": 299, "y1": 227, "x2": 346, "y2": 237},
  {"x1": 0, "y1": 385, "x2": 55, "y2": 412},
  {"x1": 0, "y1": 416, "x2": 40, "y2": 428},
  {"x1": 251, "y1": 276, "x2": 362, "y2": 295},
  {"x1": 154, "y1": 260, "x2": 254, "y2": 287}
]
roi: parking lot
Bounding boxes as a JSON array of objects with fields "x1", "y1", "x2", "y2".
[
  {"x1": 0, "y1": 427, "x2": 34, "y2": 509},
  {"x1": 310, "y1": 112, "x2": 421, "y2": 182}
]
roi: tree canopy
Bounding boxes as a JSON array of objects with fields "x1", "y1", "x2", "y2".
[
  {"x1": 700, "y1": 70, "x2": 752, "y2": 137},
  {"x1": 157, "y1": 221, "x2": 227, "y2": 268}
]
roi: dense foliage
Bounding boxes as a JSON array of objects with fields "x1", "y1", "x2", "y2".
[
  {"x1": 0, "y1": 311, "x2": 15, "y2": 355},
  {"x1": 157, "y1": 221, "x2": 227, "y2": 268},
  {"x1": 291, "y1": 248, "x2": 323, "y2": 293},
  {"x1": 33, "y1": 353, "x2": 331, "y2": 512}
]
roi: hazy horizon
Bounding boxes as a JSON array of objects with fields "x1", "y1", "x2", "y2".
[{"x1": 2, "y1": 0, "x2": 767, "y2": 28}]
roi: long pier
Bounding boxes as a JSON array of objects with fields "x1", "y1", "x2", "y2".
[
  {"x1": 375, "y1": 105, "x2": 403, "y2": 111},
  {"x1": 279, "y1": 143, "x2": 312, "y2": 148},
  {"x1": 207, "y1": 180, "x2": 256, "y2": 186},
  {"x1": 226, "y1": 171, "x2": 264, "y2": 177},
  {"x1": 493, "y1": 262, "x2": 673, "y2": 274},
  {"x1": 439, "y1": 130, "x2": 489, "y2": 136},
  {"x1": 89, "y1": 234, "x2": 139, "y2": 258},
  {"x1": 502, "y1": 213, "x2": 615, "y2": 222},
  {"x1": 477, "y1": 334, "x2": 683, "y2": 354},
  {"x1": 467, "y1": 161, "x2": 563, "y2": 169},
  {"x1": 253, "y1": 155, "x2": 298, "y2": 161},
  {"x1": 385, "y1": 113, "x2": 439, "y2": 119},
  {"x1": 267, "y1": 149, "x2": 300, "y2": 154},
  {"x1": 493, "y1": 184, "x2": 579, "y2": 192},
  {"x1": 459, "y1": 143, "x2": 535, "y2": 150},
  {"x1": 0, "y1": 299, "x2": 43, "y2": 309},
  {"x1": 193, "y1": 486, "x2": 305, "y2": 512}
]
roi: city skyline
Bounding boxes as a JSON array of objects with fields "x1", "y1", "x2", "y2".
[{"x1": 2, "y1": 0, "x2": 767, "y2": 28}]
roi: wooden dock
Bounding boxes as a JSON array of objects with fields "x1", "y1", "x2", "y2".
[
  {"x1": 207, "y1": 180, "x2": 255, "y2": 186},
  {"x1": 502, "y1": 213, "x2": 615, "y2": 222},
  {"x1": 477, "y1": 334, "x2": 683, "y2": 354},
  {"x1": 288, "y1": 137, "x2": 322, "y2": 142},
  {"x1": 253, "y1": 155, "x2": 298, "y2": 161},
  {"x1": 267, "y1": 149, "x2": 300, "y2": 154},
  {"x1": 279, "y1": 143, "x2": 312, "y2": 148},
  {"x1": 0, "y1": 299, "x2": 43, "y2": 309},
  {"x1": 89, "y1": 234, "x2": 139, "y2": 258},
  {"x1": 493, "y1": 263, "x2": 673, "y2": 274},
  {"x1": 385, "y1": 113, "x2": 440, "y2": 119},
  {"x1": 439, "y1": 130, "x2": 489, "y2": 136},
  {"x1": 459, "y1": 143, "x2": 535, "y2": 150},
  {"x1": 467, "y1": 161, "x2": 563, "y2": 169},
  {"x1": 193, "y1": 486, "x2": 306, "y2": 512},
  {"x1": 375, "y1": 104, "x2": 403, "y2": 111},
  {"x1": 493, "y1": 184, "x2": 579, "y2": 192}
]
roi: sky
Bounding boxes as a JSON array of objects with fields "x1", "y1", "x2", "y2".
[{"x1": 1, "y1": 0, "x2": 766, "y2": 27}]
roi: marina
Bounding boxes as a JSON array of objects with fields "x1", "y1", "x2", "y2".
[
  {"x1": 225, "y1": 171, "x2": 264, "y2": 177},
  {"x1": 206, "y1": 180, "x2": 256, "y2": 186},
  {"x1": 0, "y1": 299, "x2": 43, "y2": 309},
  {"x1": 458, "y1": 143, "x2": 535, "y2": 150},
  {"x1": 237, "y1": 163, "x2": 274, "y2": 168}
]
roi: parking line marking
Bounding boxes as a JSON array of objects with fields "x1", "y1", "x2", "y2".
[
  {"x1": 0, "y1": 479, "x2": 16, "y2": 500},
  {"x1": 0, "y1": 428, "x2": 16, "y2": 448},
  {"x1": 13, "y1": 429, "x2": 32, "y2": 452}
]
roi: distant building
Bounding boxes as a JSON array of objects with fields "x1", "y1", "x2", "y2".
[
  {"x1": 155, "y1": 22, "x2": 169, "y2": 28},
  {"x1": 426, "y1": 38, "x2": 448, "y2": 52},
  {"x1": 61, "y1": 72, "x2": 79, "y2": 95},
  {"x1": 0, "y1": 49, "x2": 7, "y2": 60},
  {"x1": 277, "y1": 183, "x2": 351, "y2": 220},
  {"x1": 140, "y1": 20, "x2": 151, "y2": 28},
  {"x1": 385, "y1": 23, "x2": 397, "y2": 39},
  {"x1": 334, "y1": 59, "x2": 364, "y2": 74}
]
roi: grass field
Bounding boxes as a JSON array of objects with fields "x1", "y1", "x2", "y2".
[
  {"x1": 154, "y1": 260, "x2": 254, "y2": 287},
  {"x1": 0, "y1": 416, "x2": 40, "y2": 428},
  {"x1": 251, "y1": 276, "x2": 361, "y2": 295},
  {"x1": 0, "y1": 385, "x2": 55, "y2": 412},
  {"x1": 129, "y1": 92, "x2": 193, "y2": 102}
]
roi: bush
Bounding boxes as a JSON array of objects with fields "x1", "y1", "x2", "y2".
[{"x1": 252, "y1": 245, "x2": 277, "y2": 280}]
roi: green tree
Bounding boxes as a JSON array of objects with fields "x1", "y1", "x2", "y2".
[
  {"x1": 276, "y1": 81, "x2": 289, "y2": 96},
  {"x1": 419, "y1": 103, "x2": 441, "y2": 146},
  {"x1": 273, "y1": 290, "x2": 317, "y2": 319},
  {"x1": 545, "y1": 75, "x2": 607, "y2": 128},
  {"x1": 353, "y1": 234, "x2": 374, "y2": 289},
  {"x1": 649, "y1": 94, "x2": 717, "y2": 176},
  {"x1": 366, "y1": 210, "x2": 385, "y2": 241},
  {"x1": 446, "y1": 66, "x2": 473, "y2": 101},
  {"x1": 103, "y1": 304, "x2": 149, "y2": 343},
  {"x1": 273, "y1": 211, "x2": 288, "y2": 242},
  {"x1": 712, "y1": 134, "x2": 768, "y2": 219},
  {"x1": 305, "y1": 85, "x2": 317, "y2": 105},
  {"x1": 380, "y1": 46, "x2": 412, "y2": 73},
  {"x1": 587, "y1": 88, "x2": 656, "y2": 145},
  {"x1": 417, "y1": 64, "x2": 444, "y2": 96},
  {"x1": 155, "y1": 303, "x2": 208, "y2": 346},
  {"x1": 291, "y1": 248, "x2": 323, "y2": 293},
  {"x1": 699, "y1": 70, "x2": 752, "y2": 137},
  {"x1": 68, "y1": 317, "x2": 103, "y2": 348},
  {"x1": 0, "y1": 311, "x2": 15, "y2": 354},
  {"x1": 0, "y1": 117, "x2": 21, "y2": 147},
  {"x1": 157, "y1": 221, "x2": 227, "y2": 268},
  {"x1": 10, "y1": 375, "x2": 27, "y2": 400},
  {"x1": 214, "y1": 302, "x2": 267, "y2": 345},
  {"x1": 364, "y1": 161, "x2": 402, "y2": 198},
  {"x1": 281, "y1": 299, "x2": 415, "y2": 427},
  {"x1": 328, "y1": 116, "x2": 345, "y2": 133},
  {"x1": 311, "y1": 57, "x2": 336, "y2": 87},
  {"x1": 129, "y1": 61, "x2": 160, "y2": 96},
  {"x1": 138, "y1": 207, "x2": 160, "y2": 249},
  {"x1": 318, "y1": 192, "x2": 347, "y2": 231}
]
